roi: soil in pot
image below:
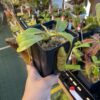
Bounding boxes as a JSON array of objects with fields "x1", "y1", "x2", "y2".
[{"x1": 38, "y1": 36, "x2": 67, "y2": 50}]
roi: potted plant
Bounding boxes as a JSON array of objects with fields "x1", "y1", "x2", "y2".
[
  {"x1": 72, "y1": 4, "x2": 86, "y2": 16},
  {"x1": 16, "y1": 11, "x2": 37, "y2": 29},
  {"x1": 67, "y1": 3, "x2": 100, "y2": 41},
  {"x1": 58, "y1": 4, "x2": 86, "y2": 41},
  {"x1": 67, "y1": 33, "x2": 100, "y2": 99},
  {"x1": 15, "y1": 20, "x2": 79, "y2": 77},
  {"x1": 11, "y1": 0, "x2": 20, "y2": 7},
  {"x1": 39, "y1": 11, "x2": 51, "y2": 23}
]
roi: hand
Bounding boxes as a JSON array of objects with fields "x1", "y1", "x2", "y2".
[{"x1": 22, "y1": 64, "x2": 58, "y2": 100}]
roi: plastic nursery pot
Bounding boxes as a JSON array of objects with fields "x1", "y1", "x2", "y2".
[
  {"x1": 19, "y1": 18, "x2": 29, "y2": 30},
  {"x1": 30, "y1": 20, "x2": 56, "y2": 30},
  {"x1": 31, "y1": 41, "x2": 70, "y2": 77},
  {"x1": 78, "y1": 27, "x2": 100, "y2": 41},
  {"x1": 30, "y1": 21, "x2": 78, "y2": 77},
  {"x1": 19, "y1": 18, "x2": 56, "y2": 30}
]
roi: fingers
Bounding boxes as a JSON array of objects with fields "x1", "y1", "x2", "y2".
[
  {"x1": 44, "y1": 75, "x2": 58, "y2": 87},
  {"x1": 26, "y1": 64, "x2": 41, "y2": 79}
]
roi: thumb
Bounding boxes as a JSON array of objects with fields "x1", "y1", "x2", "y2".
[{"x1": 44, "y1": 75, "x2": 58, "y2": 87}]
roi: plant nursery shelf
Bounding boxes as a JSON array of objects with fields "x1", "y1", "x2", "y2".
[{"x1": 59, "y1": 71, "x2": 100, "y2": 100}]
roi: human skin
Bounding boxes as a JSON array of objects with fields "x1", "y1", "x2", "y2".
[{"x1": 22, "y1": 64, "x2": 58, "y2": 100}]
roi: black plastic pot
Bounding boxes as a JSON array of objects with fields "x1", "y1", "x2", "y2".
[
  {"x1": 19, "y1": 18, "x2": 56, "y2": 30},
  {"x1": 30, "y1": 20, "x2": 78, "y2": 77},
  {"x1": 31, "y1": 41, "x2": 70, "y2": 77},
  {"x1": 78, "y1": 27, "x2": 100, "y2": 41},
  {"x1": 67, "y1": 27, "x2": 100, "y2": 41},
  {"x1": 30, "y1": 20, "x2": 56, "y2": 30},
  {"x1": 18, "y1": 18, "x2": 29, "y2": 30}
]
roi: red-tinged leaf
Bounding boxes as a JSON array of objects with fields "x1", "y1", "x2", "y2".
[
  {"x1": 92, "y1": 34, "x2": 100, "y2": 40},
  {"x1": 82, "y1": 39, "x2": 95, "y2": 43},
  {"x1": 92, "y1": 44, "x2": 100, "y2": 55},
  {"x1": 71, "y1": 54, "x2": 77, "y2": 64}
]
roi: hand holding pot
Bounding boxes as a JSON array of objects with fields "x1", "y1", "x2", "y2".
[{"x1": 22, "y1": 64, "x2": 58, "y2": 100}]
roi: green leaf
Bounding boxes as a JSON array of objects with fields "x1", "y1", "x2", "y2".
[
  {"x1": 22, "y1": 28, "x2": 42, "y2": 34},
  {"x1": 72, "y1": 41, "x2": 90, "y2": 61},
  {"x1": 75, "y1": 43, "x2": 90, "y2": 48},
  {"x1": 17, "y1": 34, "x2": 44, "y2": 52},
  {"x1": 74, "y1": 41, "x2": 82, "y2": 46},
  {"x1": 55, "y1": 19, "x2": 67, "y2": 32},
  {"x1": 64, "y1": 64, "x2": 80, "y2": 70},
  {"x1": 92, "y1": 56, "x2": 100, "y2": 64},
  {"x1": 57, "y1": 47, "x2": 67, "y2": 71},
  {"x1": 16, "y1": 28, "x2": 44, "y2": 52},
  {"x1": 72, "y1": 48, "x2": 83, "y2": 61},
  {"x1": 96, "y1": 3, "x2": 100, "y2": 26},
  {"x1": 57, "y1": 32, "x2": 74, "y2": 64},
  {"x1": 16, "y1": 28, "x2": 43, "y2": 43},
  {"x1": 59, "y1": 64, "x2": 80, "y2": 71},
  {"x1": 92, "y1": 65, "x2": 99, "y2": 76},
  {"x1": 58, "y1": 32, "x2": 74, "y2": 44},
  {"x1": 82, "y1": 23, "x2": 94, "y2": 31},
  {"x1": 92, "y1": 56, "x2": 98, "y2": 62}
]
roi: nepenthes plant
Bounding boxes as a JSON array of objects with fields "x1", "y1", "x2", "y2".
[
  {"x1": 16, "y1": 19, "x2": 80, "y2": 74},
  {"x1": 71, "y1": 33, "x2": 100, "y2": 83}
]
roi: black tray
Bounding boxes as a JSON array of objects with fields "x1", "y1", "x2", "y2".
[
  {"x1": 73, "y1": 71, "x2": 100, "y2": 99},
  {"x1": 59, "y1": 71, "x2": 97, "y2": 100}
]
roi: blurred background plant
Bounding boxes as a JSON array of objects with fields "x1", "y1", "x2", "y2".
[
  {"x1": 73, "y1": 4, "x2": 86, "y2": 15},
  {"x1": 71, "y1": 34, "x2": 100, "y2": 83}
]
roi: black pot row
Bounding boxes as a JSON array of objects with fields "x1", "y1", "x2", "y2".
[{"x1": 59, "y1": 70, "x2": 100, "y2": 100}]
